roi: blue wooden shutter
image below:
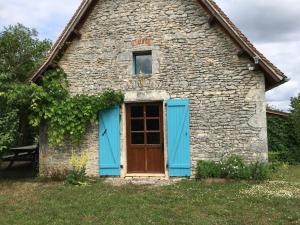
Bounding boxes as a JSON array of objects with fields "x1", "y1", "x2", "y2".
[
  {"x1": 167, "y1": 99, "x2": 191, "y2": 177},
  {"x1": 99, "y1": 106, "x2": 120, "y2": 176}
]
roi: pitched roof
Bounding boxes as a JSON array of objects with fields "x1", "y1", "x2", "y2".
[
  {"x1": 266, "y1": 110, "x2": 290, "y2": 117},
  {"x1": 31, "y1": 0, "x2": 288, "y2": 90}
]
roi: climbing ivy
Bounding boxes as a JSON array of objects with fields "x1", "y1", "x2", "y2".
[{"x1": 30, "y1": 69, "x2": 124, "y2": 146}]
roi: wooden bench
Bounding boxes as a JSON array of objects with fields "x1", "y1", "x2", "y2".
[{"x1": 2, "y1": 145, "x2": 38, "y2": 170}]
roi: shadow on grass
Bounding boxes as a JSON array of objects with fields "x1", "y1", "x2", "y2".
[{"x1": 0, "y1": 161, "x2": 36, "y2": 180}]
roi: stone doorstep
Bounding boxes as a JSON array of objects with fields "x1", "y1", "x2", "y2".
[
  {"x1": 125, "y1": 173, "x2": 166, "y2": 178},
  {"x1": 105, "y1": 176, "x2": 185, "y2": 186}
]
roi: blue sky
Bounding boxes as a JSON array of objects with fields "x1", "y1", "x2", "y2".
[{"x1": 0, "y1": 0, "x2": 299, "y2": 111}]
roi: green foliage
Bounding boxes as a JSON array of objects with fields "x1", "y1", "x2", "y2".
[
  {"x1": 0, "y1": 82, "x2": 36, "y2": 152},
  {"x1": 0, "y1": 23, "x2": 51, "y2": 82},
  {"x1": 66, "y1": 151, "x2": 89, "y2": 185},
  {"x1": 267, "y1": 103, "x2": 300, "y2": 164},
  {"x1": 0, "y1": 82, "x2": 36, "y2": 153},
  {"x1": 249, "y1": 162, "x2": 271, "y2": 181},
  {"x1": 0, "y1": 24, "x2": 122, "y2": 150},
  {"x1": 268, "y1": 151, "x2": 281, "y2": 162},
  {"x1": 4, "y1": 83, "x2": 35, "y2": 107},
  {"x1": 1, "y1": 165, "x2": 300, "y2": 225},
  {"x1": 221, "y1": 155, "x2": 251, "y2": 180},
  {"x1": 267, "y1": 116, "x2": 292, "y2": 153},
  {"x1": 196, "y1": 155, "x2": 273, "y2": 180},
  {"x1": 267, "y1": 97, "x2": 300, "y2": 164},
  {"x1": 267, "y1": 115, "x2": 299, "y2": 163},
  {"x1": 0, "y1": 109, "x2": 19, "y2": 152},
  {"x1": 291, "y1": 94, "x2": 300, "y2": 137},
  {"x1": 267, "y1": 161, "x2": 283, "y2": 174},
  {"x1": 196, "y1": 161, "x2": 222, "y2": 179},
  {"x1": 30, "y1": 69, "x2": 124, "y2": 146},
  {"x1": 0, "y1": 24, "x2": 51, "y2": 153},
  {"x1": 66, "y1": 168, "x2": 87, "y2": 185}
]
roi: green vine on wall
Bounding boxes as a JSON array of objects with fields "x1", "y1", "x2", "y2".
[{"x1": 30, "y1": 69, "x2": 124, "y2": 146}]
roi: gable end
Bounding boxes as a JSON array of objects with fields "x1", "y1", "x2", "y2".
[{"x1": 31, "y1": 0, "x2": 287, "y2": 91}]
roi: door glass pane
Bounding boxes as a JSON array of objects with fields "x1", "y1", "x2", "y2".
[
  {"x1": 147, "y1": 132, "x2": 160, "y2": 144},
  {"x1": 146, "y1": 119, "x2": 159, "y2": 131},
  {"x1": 146, "y1": 105, "x2": 159, "y2": 117},
  {"x1": 131, "y1": 106, "x2": 143, "y2": 118},
  {"x1": 131, "y1": 119, "x2": 144, "y2": 131},
  {"x1": 131, "y1": 133, "x2": 144, "y2": 144}
]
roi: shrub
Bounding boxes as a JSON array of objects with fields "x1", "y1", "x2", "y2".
[
  {"x1": 268, "y1": 151, "x2": 281, "y2": 162},
  {"x1": 221, "y1": 155, "x2": 250, "y2": 180},
  {"x1": 283, "y1": 146, "x2": 300, "y2": 165},
  {"x1": 249, "y1": 162, "x2": 271, "y2": 181},
  {"x1": 268, "y1": 161, "x2": 283, "y2": 173},
  {"x1": 196, "y1": 161, "x2": 222, "y2": 179},
  {"x1": 66, "y1": 168, "x2": 86, "y2": 185},
  {"x1": 196, "y1": 155, "x2": 274, "y2": 181},
  {"x1": 66, "y1": 151, "x2": 89, "y2": 185}
]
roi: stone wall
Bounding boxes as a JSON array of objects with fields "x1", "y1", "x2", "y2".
[{"x1": 39, "y1": 0, "x2": 268, "y2": 177}]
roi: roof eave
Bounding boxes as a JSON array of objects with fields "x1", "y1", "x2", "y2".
[
  {"x1": 31, "y1": 0, "x2": 287, "y2": 91},
  {"x1": 266, "y1": 110, "x2": 290, "y2": 117},
  {"x1": 31, "y1": 0, "x2": 94, "y2": 82},
  {"x1": 199, "y1": 0, "x2": 287, "y2": 90}
]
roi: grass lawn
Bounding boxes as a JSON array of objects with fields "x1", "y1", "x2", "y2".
[{"x1": 0, "y1": 166, "x2": 299, "y2": 225}]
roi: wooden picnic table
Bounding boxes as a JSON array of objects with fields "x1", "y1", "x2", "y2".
[{"x1": 2, "y1": 145, "x2": 38, "y2": 169}]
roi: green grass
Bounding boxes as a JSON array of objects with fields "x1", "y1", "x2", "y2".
[
  {"x1": 0, "y1": 166, "x2": 300, "y2": 225},
  {"x1": 272, "y1": 165, "x2": 300, "y2": 183}
]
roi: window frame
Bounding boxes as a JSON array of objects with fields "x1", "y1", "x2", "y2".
[{"x1": 133, "y1": 50, "x2": 153, "y2": 76}]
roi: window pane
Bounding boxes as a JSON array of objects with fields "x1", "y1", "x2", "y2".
[
  {"x1": 131, "y1": 119, "x2": 144, "y2": 131},
  {"x1": 146, "y1": 105, "x2": 159, "y2": 117},
  {"x1": 147, "y1": 132, "x2": 160, "y2": 144},
  {"x1": 134, "y1": 52, "x2": 152, "y2": 75},
  {"x1": 132, "y1": 133, "x2": 144, "y2": 144},
  {"x1": 131, "y1": 106, "x2": 143, "y2": 117},
  {"x1": 146, "y1": 119, "x2": 159, "y2": 131}
]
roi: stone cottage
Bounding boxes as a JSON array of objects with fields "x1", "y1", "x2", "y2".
[{"x1": 32, "y1": 0, "x2": 287, "y2": 178}]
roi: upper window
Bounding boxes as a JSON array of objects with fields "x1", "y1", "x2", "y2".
[{"x1": 133, "y1": 51, "x2": 152, "y2": 75}]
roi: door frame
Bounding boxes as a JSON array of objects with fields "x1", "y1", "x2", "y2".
[{"x1": 124, "y1": 101, "x2": 167, "y2": 176}]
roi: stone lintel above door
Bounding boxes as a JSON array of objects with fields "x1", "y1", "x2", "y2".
[{"x1": 125, "y1": 90, "x2": 170, "y2": 103}]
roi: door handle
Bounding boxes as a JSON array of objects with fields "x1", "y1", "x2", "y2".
[{"x1": 102, "y1": 129, "x2": 107, "y2": 136}]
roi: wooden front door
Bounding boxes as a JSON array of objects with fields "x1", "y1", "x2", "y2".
[{"x1": 126, "y1": 103, "x2": 164, "y2": 173}]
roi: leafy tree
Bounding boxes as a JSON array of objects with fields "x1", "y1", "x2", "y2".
[
  {"x1": 0, "y1": 24, "x2": 123, "y2": 154},
  {"x1": 0, "y1": 107, "x2": 18, "y2": 152},
  {"x1": 291, "y1": 93, "x2": 300, "y2": 145},
  {"x1": 267, "y1": 116, "x2": 299, "y2": 163},
  {"x1": 267, "y1": 96, "x2": 300, "y2": 164},
  {"x1": 291, "y1": 94, "x2": 300, "y2": 141},
  {"x1": 289, "y1": 94, "x2": 300, "y2": 163},
  {"x1": 0, "y1": 24, "x2": 51, "y2": 153},
  {"x1": 0, "y1": 23, "x2": 51, "y2": 82}
]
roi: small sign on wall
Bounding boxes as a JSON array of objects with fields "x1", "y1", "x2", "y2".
[{"x1": 131, "y1": 38, "x2": 152, "y2": 46}]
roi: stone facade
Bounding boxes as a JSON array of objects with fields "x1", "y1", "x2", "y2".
[{"x1": 39, "y1": 0, "x2": 268, "y2": 178}]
